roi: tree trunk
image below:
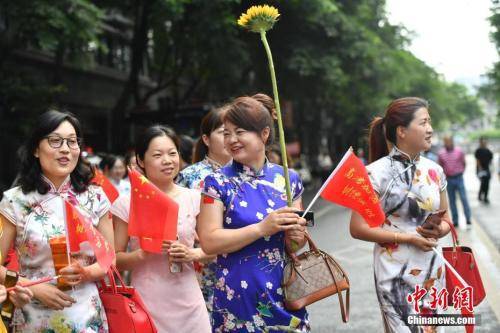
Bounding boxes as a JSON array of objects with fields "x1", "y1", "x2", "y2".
[{"x1": 110, "y1": 0, "x2": 153, "y2": 152}]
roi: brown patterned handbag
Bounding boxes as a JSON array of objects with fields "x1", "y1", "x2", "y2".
[{"x1": 282, "y1": 233, "x2": 350, "y2": 322}]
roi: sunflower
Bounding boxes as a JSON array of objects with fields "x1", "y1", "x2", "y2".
[
  {"x1": 237, "y1": 5, "x2": 280, "y2": 33},
  {"x1": 237, "y1": 4, "x2": 294, "y2": 211}
]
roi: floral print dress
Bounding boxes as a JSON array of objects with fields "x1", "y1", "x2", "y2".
[
  {"x1": 0, "y1": 176, "x2": 110, "y2": 333},
  {"x1": 203, "y1": 161, "x2": 310, "y2": 333},
  {"x1": 177, "y1": 157, "x2": 223, "y2": 315},
  {"x1": 367, "y1": 147, "x2": 448, "y2": 333}
]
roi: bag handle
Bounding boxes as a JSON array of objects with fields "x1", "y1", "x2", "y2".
[
  {"x1": 442, "y1": 218, "x2": 459, "y2": 247},
  {"x1": 324, "y1": 252, "x2": 350, "y2": 323},
  {"x1": 285, "y1": 232, "x2": 319, "y2": 257},
  {"x1": 99, "y1": 265, "x2": 126, "y2": 295}
]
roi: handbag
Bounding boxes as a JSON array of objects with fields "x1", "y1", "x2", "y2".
[
  {"x1": 98, "y1": 266, "x2": 158, "y2": 333},
  {"x1": 282, "y1": 233, "x2": 350, "y2": 322},
  {"x1": 441, "y1": 220, "x2": 486, "y2": 306}
]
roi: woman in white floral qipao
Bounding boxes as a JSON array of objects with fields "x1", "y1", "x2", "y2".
[
  {"x1": 350, "y1": 97, "x2": 452, "y2": 333},
  {"x1": 0, "y1": 110, "x2": 114, "y2": 333}
]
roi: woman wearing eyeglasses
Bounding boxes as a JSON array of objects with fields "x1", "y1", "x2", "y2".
[{"x1": 0, "y1": 110, "x2": 114, "y2": 332}]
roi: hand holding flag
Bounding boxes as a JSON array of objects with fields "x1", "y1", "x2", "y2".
[
  {"x1": 128, "y1": 168, "x2": 179, "y2": 253},
  {"x1": 65, "y1": 201, "x2": 115, "y2": 272}
]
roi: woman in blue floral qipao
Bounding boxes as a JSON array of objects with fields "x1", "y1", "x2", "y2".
[{"x1": 198, "y1": 94, "x2": 310, "y2": 333}]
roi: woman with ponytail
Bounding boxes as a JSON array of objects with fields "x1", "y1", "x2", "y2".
[
  {"x1": 350, "y1": 97, "x2": 452, "y2": 332},
  {"x1": 177, "y1": 105, "x2": 231, "y2": 190},
  {"x1": 176, "y1": 106, "x2": 231, "y2": 318}
]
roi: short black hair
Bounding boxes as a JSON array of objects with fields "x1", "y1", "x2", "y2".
[
  {"x1": 17, "y1": 110, "x2": 94, "y2": 194},
  {"x1": 99, "y1": 154, "x2": 124, "y2": 172},
  {"x1": 135, "y1": 124, "x2": 179, "y2": 173},
  {"x1": 178, "y1": 135, "x2": 194, "y2": 165}
]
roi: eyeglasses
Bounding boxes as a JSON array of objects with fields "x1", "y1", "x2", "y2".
[{"x1": 45, "y1": 135, "x2": 82, "y2": 150}]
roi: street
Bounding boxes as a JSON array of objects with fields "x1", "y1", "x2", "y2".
[{"x1": 304, "y1": 154, "x2": 500, "y2": 332}]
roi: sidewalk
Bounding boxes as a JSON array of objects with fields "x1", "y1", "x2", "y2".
[
  {"x1": 446, "y1": 154, "x2": 500, "y2": 330},
  {"x1": 462, "y1": 154, "x2": 500, "y2": 251}
]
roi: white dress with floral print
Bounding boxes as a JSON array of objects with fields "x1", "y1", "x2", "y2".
[
  {"x1": 367, "y1": 147, "x2": 448, "y2": 333},
  {"x1": 0, "y1": 176, "x2": 109, "y2": 333}
]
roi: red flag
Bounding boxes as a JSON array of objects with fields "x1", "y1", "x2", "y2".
[
  {"x1": 91, "y1": 169, "x2": 119, "y2": 203},
  {"x1": 319, "y1": 148, "x2": 385, "y2": 227},
  {"x1": 65, "y1": 200, "x2": 115, "y2": 271},
  {"x1": 128, "y1": 168, "x2": 179, "y2": 253}
]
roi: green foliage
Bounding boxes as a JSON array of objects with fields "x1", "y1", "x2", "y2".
[
  {"x1": 480, "y1": 1, "x2": 500, "y2": 105},
  {"x1": 1, "y1": 0, "x2": 104, "y2": 59},
  {"x1": 469, "y1": 128, "x2": 500, "y2": 140},
  {"x1": 0, "y1": 0, "x2": 484, "y2": 156}
]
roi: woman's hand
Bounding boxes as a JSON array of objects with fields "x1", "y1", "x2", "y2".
[
  {"x1": 403, "y1": 234, "x2": 438, "y2": 252},
  {"x1": 417, "y1": 215, "x2": 448, "y2": 239},
  {"x1": 164, "y1": 241, "x2": 198, "y2": 263},
  {"x1": 416, "y1": 224, "x2": 444, "y2": 239},
  {"x1": 285, "y1": 217, "x2": 307, "y2": 244},
  {"x1": 59, "y1": 260, "x2": 91, "y2": 286},
  {"x1": 136, "y1": 248, "x2": 153, "y2": 261},
  {"x1": 9, "y1": 285, "x2": 34, "y2": 308},
  {"x1": 257, "y1": 207, "x2": 302, "y2": 237},
  {"x1": 30, "y1": 283, "x2": 76, "y2": 310}
]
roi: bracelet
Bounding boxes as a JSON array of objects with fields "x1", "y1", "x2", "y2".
[{"x1": 394, "y1": 232, "x2": 399, "y2": 244}]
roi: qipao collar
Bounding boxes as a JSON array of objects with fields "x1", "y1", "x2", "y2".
[
  {"x1": 41, "y1": 174, "x2": 72, "y2": 194},
  {"x1": 232, "y1": 159, "x2": 270, "y2": 178}
]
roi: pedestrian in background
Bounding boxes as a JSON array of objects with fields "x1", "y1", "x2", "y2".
[
  {"x1": 498, "y1": 152, "x2": 500, "y2": 182},
  {"x1": 474, "y1": 136, "x2": 493, "y2": 204},
  {"x1": 100, "y1": 154, "x2": 130, "y2": 196},
  {"x1": 422, "y1": 146, "x2": 438, "y2": 162},
  {"x1": 124, "y1": 150, "x2": 138, "y2": 170},
  {"x1": 350, "y1": 97, "x2": 451, "y2": 333},
  {"x1": 438, "y1": 136, "x2": 471, "y2": 227},
  {"x1": 356, "y1": 147, "x2": 367, "y2": 165},
  {"x1": 178, "y1": 134, "x2": 195, "y2": 171}
]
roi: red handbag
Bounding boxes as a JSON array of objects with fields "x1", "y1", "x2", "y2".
[
  {"x1": 98, "y1": 266, "x2": 157, "y2": 333},
  {"x1": 441, "y1": 221, "x2": 486, "y2": 306}
]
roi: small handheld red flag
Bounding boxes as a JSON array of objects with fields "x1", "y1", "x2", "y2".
[
  {"x1": 128, "y1": 168, "x2": 179, "y2": 253},
  {"x1": 91, "y1": 169, "x2": 119, "y2": 203},
  {"x1": 65, "y1": 200, "x2": 115, "y2": 271},
  {"x1": 319, "y1": 148, "x2": 385, "y2": 227}
]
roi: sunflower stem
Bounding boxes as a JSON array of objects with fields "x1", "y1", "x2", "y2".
[
  {"x1": 260, "y1": 30, "x2": 292, "y2": 207},
  {"x1": 260, "y1": 30, "x2": 298, "y2": 252}
]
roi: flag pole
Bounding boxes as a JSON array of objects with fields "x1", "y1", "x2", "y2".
[
  {"x1": 62, "y1": 199, "x2": 75, "y2": 293},
  {"x1": 431, "y1": 247, "x2": 469, "y2": 288},
  {"x1": 302, "y1": 147, "x2": 354, "y2": 218}
]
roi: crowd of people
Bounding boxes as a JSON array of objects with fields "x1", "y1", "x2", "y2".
[{"x1": 0, "y1": 94, "x2": 496, "y2": 332}]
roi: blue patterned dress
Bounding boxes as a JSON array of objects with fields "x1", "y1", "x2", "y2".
[
  {"x1": 203, "y1": 161, "x2": 310, "y2": 333},
  {"x1": 176, "y1": 157, "x2": 223, "y2": 315},
  {"x1": 177, "y1": 156, "x2": 222, "y2": 190}
]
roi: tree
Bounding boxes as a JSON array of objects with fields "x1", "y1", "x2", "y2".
[
  {"x1": 480, "y1": 0, "x2": 500, "y2": 108},
  {"x1": 0, "y1": 0, "x2": 105, "y2": 189}
]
